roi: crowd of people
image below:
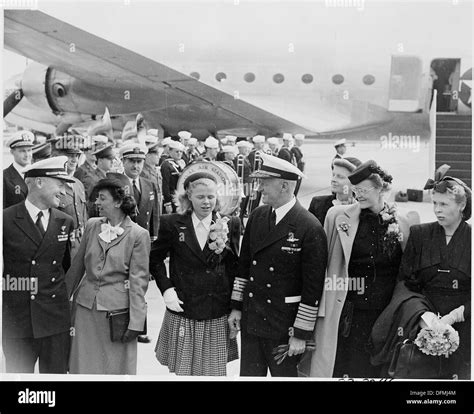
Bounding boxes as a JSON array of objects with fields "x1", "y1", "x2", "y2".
[{"x1": 2, "y1": 126, "x2": 471, "y2": 379}]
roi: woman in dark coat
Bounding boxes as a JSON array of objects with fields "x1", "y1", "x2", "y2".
[
  {"x1": 399, "y1": 169, "x2": 471, "y2": 379},
  {"x1": 308, "y1": 157, "x2": 361, "y2": 225},
  {"x1": 149, "y1": 172, "x2": 241, "y2": 376}
]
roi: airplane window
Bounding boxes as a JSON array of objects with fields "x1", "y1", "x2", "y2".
[
  {"x1": 190, "y1": 72, "x2": 200, "y2": 80},
  {"x1": 216, "y1": 72, "x2": 227, "y2": 82},
  {"x1": 332, "y1": 74, "x2": 344, "y2": 85},
  {"x1": 363, "y1": 74, "x2": 375, "y2": 85},
  {"x1": 273, "y1": 73, "x2": 285, "y2": 84},
  {"x1": 244, "y1": 72, "x2": 256, "y2": 83},
  {"x1": 302, "y1": 74, "x2": 313, "y2": 84}
]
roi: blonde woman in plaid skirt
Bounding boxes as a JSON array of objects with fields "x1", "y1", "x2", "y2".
[{"x1": 150, "y1": 172, "x2": 240, "y2": 376}]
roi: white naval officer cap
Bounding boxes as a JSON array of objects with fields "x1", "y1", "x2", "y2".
[
  {"x1": 204, "y1": 136, "x2": 219, "y2": 149},
  {"x1": 119, "y1": 142, "x2": 148, "y2": 159},
  {"x1": 8, "y1": 130, "x2": 35, "y2": 149},
  {"x1": 250, "y1": 153, "x2": 305, "y2": 181},
  {"x1": 267, "y1": 137, "x2": 280, "y2": 146},
  {"x1": 23, "y1": 156, "x2": 75, "y2": 183}
]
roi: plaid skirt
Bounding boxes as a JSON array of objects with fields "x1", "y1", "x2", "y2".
[{"x1": 156, "y1": 310, "x2": 239, "y2": 376}]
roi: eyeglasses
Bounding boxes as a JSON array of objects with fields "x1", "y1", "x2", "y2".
[{"x1": 351, "y1": 186, "x2": 376, "y2": 196}]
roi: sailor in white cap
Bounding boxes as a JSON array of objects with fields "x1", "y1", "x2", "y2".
[
  {"x1": 334, "y1": 138, "x2": 347, "y2": 160},
  {"x1": 159, "y1": 137, "x2": 173, "y2": 167},
  {"x1": 248, "y1": 135, "x2": 266, "y2": 172},
  {"x1": 161, "y1": 140, "x2": 186, "y2": 213},
  {"x1": 268, "y1": 136, "x2": 294, "y2": 164},
  {"x1": 221, "y1": 145, "x2": 238, "y2": 169},
  {"x1": 177, "y1": 131, "x2": 192, "y2": 164},
  {"x1": 226, "y1": 135, "x2": 237, "y2": 145},
  {"x1": 120, "y1": 142, "x2": 160, "y2": 243},
  {"x1": 186, "y1": 137, "x2": 200, "y2": 163},
  {"x1": 292, "y1": 134, "x2": 306, "y2": 173},
  {"x1": 200, "y1": 136, "x2": 220, "y2": 161},
  {"x1": 228, "y1": 153, "x2": 327, "y2": 377},
  {"x1": 3, "y1": 155, "x2": 75, "y2": 373},
  {"x1": 3, "y1": 130, "x2": 35, "y2": 208},
  {"x1": 281, "y1": 133, "x2": 297, "y2": 166}
]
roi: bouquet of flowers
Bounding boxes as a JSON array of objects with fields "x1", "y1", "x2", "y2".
[
  {"x1": 414, "y1": 319, "x2": 460, "y2": 358},
  {"x1": 206, "y1": 214, "x2": 231, "y2": 266},
  {"x1": 272, "y1": 341, "x2": 316, "y2": 365},
  {"x1": 379, "y1": 203, "x2": 403, "y2": 257}
]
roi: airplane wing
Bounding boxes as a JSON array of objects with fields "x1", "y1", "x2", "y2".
[{"x1": 4, "y1": 10, "x2": 314, "y2": 137}]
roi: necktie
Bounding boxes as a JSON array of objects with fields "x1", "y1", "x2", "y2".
[
  {"x1": 133, "y1": 179, "x2": 141, "y2": 204},
  {"x1": 36, "y1": 211, "x2": 46, "y2": 237},
  {"x1": 269, "y1": 209, "x2": 276, "y2": 230}
]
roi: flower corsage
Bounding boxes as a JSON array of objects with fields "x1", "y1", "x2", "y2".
[
  {"x1": 206, "y1": 214, "x2": 231, "y2": 266},
  {"x1": 379, "y1": 203, "x2": 403, "y2": 256}
]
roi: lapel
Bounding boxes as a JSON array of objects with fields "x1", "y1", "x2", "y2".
[
  {"x1": 138, "y1": 177, "x2": 150, "y2": 208},
  {"x1": 334, "y1": 203, "x2": 361, "y2": 267},
  {"x1": 12, "y1": 202, "x2": 43, "y2": 246},
  {"x1": 35, "y1": 208, "x2": 69, "y2": 258},
  {"x1": 6, "y1": 164, "x2": 27, "y2": 195},
  {"x1": 175, "y1": 213, "x2": 209, "y2": 265},
  {"x1": 254, "y1": 202, "x2": 300, "y2": 254},
  {"x1": 97, "y1": 216, "x2": 133, "y2": 253}
]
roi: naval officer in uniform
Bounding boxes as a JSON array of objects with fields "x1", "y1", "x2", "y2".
[
  {"x1": 228, "y1": 154, "x2": 328, "y2": 377},
  {"x1": 2, "y1": 156, "x2": 75, "y2": 373},
  {"x1": 3, "y1": 130, "x2": 34, "y2": 208}
]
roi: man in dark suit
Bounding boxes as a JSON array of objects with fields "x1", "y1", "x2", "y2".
[
  {"x1": 142, "y1": 135, "x2": 163, "y2": 217},
  {"x1": 3, "y1": 130, "x2": 34, "y2": 208},
  {"x1": 3, "y1": 156, "x2": 75, "y2": 373},
  {"x1": 228, "y1": 154, "x2": 328, "y2": 377}
]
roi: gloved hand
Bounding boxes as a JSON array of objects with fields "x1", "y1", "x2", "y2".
[
  {"x1": 228, "y1": 309, "x2": 241, "y2": 339},
  {"x1": 440, "y1": 305, "x2": 465, "y2": 326},
  {"x1": 419, "y1": 311, "x2": 439, "y2": 329},
  {"x1": 163, "y1": 288, "x2": 184, "y2": 312},
  {"x1": 121, "y1": 329, "x2": 141, "y2": 343}
]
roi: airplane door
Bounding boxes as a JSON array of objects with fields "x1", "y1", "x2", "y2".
[{"x1": 388, "y1": 55, "x2": 423, "y2": 112}]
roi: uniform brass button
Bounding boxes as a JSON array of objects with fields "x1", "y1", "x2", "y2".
[
  {"x1": 31, "y1": 260, "x2": 36, "y2": 265},
  {"x1": 31, "y1": 295, "x2": 35, "y2": 300},
  {"x1": 252, "y1": 260, "x2": 257, "y2": 265},
  {"x1": 269, "y1": 267, "x2": 274, "y2": 272},
  {"x1": 249, "y1": 292, "x2": 254, "y2": 298},
  {"x1": 206, "y1": 270, "x2": 211, "y2": 274},
  {"x1": 146, "y1": 212, "x2": 149, "y2": 215},
  {"x1": 266, "y1": 284, "x2": 271, "y2": 288},
  {"x1": 267, "y1": 299, "x2": 271, "y2": 304},
  {"x1": 52, "y1": 260, "x2": 57, "y2": 265},
  {"x1": 51, "y1": 278, "x2": 55, "y2": 282},
  {"x1": 250, "y1": 277, "x2": 254, "y2": 281},
  {"x1": 52, "y1": 294, "x2": 56, "y2": 298}
]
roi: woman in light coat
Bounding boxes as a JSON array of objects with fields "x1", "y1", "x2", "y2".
[
  {"x1": 299, "y1": 160, "x2": 419, "y2": 378},
  {"x1": 66, "y1": 178, "x2": 150, "y2": 375}
]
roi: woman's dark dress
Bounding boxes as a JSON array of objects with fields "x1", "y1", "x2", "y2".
[
  {"x1": 333, "y1": 208, "x2": 402, "y2": 378},
  {"x1": 402, "y1": 221, "x2": 471, "y2": 379}
]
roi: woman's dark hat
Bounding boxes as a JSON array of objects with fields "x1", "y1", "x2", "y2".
[
  {"x1": 183, "y1": 172, "x2": 217, "y2": 189},
  {"x1": 332, "y1": 157, "x2": 362, "y2": 173},
  {"x1": 348, "y1": 160, "x2": 392, "y2": 185},
  {"x1": 424, "y1": 164, "x2": 472, "y2": 220}
]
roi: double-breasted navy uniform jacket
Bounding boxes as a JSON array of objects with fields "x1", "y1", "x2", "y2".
[
  {"x1": 231, "y1": 202, "x2": 328, "y2": 340},
  {"x1": 3, "y1": 164, "x2": 27, "y2": 208},
  {"x1": 160, "y1": 158, "x2": 183, "y2": 208},
  {"x1": 3, "y1": 202, "x2": 74, "y2": 339},
  {"x1": 149, "y1": 212, "x2": 240, "y2": 320}
]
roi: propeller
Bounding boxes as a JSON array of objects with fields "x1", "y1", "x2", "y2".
[{"x1": 4, "y1": 88, "x2": 24, "y2": 117}]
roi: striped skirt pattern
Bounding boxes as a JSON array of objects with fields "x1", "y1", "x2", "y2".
[{"x1": 156, "y1": 310, "x2": 239, "y2": 376}]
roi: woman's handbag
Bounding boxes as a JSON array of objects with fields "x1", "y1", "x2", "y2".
[
  {"x1": 388, "y1": 339, "x2": 444, "y2": 379},
  {"x1": 107, "y1": 309, "x2": 146, "y2": 342}
]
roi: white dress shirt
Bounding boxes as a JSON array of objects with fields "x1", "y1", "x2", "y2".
[
  {"x1": 12, "y1": 161, "x2": 26, "y2": 179},
  {"x1": 273, "y1": 196, "x2": 296, "y2": 225},
  {"x1": 191, "y1": 212, "x2": 212, "y2": 250},
  {"x1": 25, "y1": 198, "x2": 50, "y2": 231}
]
